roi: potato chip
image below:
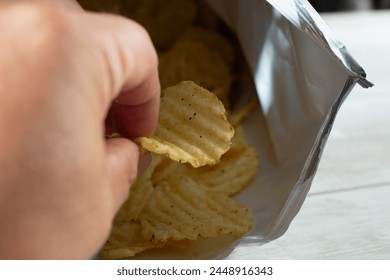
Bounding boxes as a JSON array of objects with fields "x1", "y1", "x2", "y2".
[
  {"x1": 100, "y1": 220, "x2": 194, "y2": 259},
  {"x1": 113, "y1": 179, "x2": 153, "y2": 223},
  {"x1": 196, "y1": 0, "x2": 221, "y2": 30},
  {"x1": 137, "y1": 81, "x2": 235, "y2": 168},
  {"x1": 159, "y1": 40, "x2": 233, "y2": 104},
  {"x1": 114, "y1": 155, "x2": 162, "y2": 222},
  {"x1": 184, "y1": 136, "x2": 258, "y2": 196},
  {"x1": 132, "y1": 0, "x2": 197, "y2": 49},
  {"x1": 100, "y1": 220, "x2": 165, "y2": 259},
  {"x1": 150, "y1": 156, "x2": 185, "y2": 185},
  {"x1": 177, "y1": 27, "x2": 236, "y2": 66},
  {"x1": 140, "y1": 175, "x2": 252, "y2": 242},
  {"x1": 229, "y1": 99, "x2": 259, "y2": 127}
]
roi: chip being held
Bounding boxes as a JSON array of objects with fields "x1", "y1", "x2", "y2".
[{"x1": 137, "y1": 81, "x2": 235, "y2": 168}]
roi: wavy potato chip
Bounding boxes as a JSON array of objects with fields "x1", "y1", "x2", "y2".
[
  {"x1": 177, "y1": 27, "x2": 236, "y2": 66},
  {"x1": 137, "y1": 81, "x2": 234, "y2": 168},
  {"x1": 101, "y1": 220, "x2": 165, "y2": 260},
  {"x1": 159, "y1": 41, "x2": 233, "y2": 103},
  {"x1": 114, "y1": 155, "x2": 162, "y2": 222},
  {"x1": 229, "y1": 99, "x2": 259, "y2": 127},
  {"x1": 184, "y1": 135, "x2": 259, "y2": 196},
  {"x1": 150, "y1": 156, "x2": 185, "y2": 185},
  {"x1": 133, "y1": 0, "x2": 197, "y2": 49},
  {"x1": 140, "y1": 175, "x2": 253, "y2": 242},
  {"x1": 101, "y1": 220, "x2": 193, "y2": 259}
]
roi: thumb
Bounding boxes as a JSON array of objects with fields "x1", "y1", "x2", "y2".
[{"x1": 105, "y1": 138, "x2": 150, "y2": 212}]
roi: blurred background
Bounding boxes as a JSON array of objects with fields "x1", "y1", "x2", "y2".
[{"x1": 309, "y1": 0, "x2": 390, "y2": 12}]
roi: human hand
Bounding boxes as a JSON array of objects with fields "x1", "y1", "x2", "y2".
[{"x1": 0, "y1": 0, "x2": 160, "y2": 259}]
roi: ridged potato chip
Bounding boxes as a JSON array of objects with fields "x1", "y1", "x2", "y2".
[
  {"x1": 184, "y1": 135, "x2": 258, "y2": 196},
  {"x1": 229, "y1": 99, "x2": 259, "y2": 127},
  {"x1": 140, "y1": 175, "x2": 252, "y2": 242},
  {"x1": 137, "y1": 81, "x2": 235, "y2": 168},
  {"x1": 114, "y1": 155, "x2": 162, "y2": 222},
  {"x1": 101, "y1": 220, "x2": 193, "y2": 259},
  {"x1": 150, "y1": 156, "x2": 185, "y2": 185},
  {"x1": 177, "y1": 27, "x2": 236, "y2": 66},
  {"x1": 132, "y1": 0, "x2": 197, "y2": 49},
  {"x1": 101, "y1": 220, "x2": 165, "y2": 260},
  {"x1": 159, "y1": 41, "x2": 233, "y2": 104},
  {"x1": 196, "y1": 0, "x2": 221, "y2": 30}
]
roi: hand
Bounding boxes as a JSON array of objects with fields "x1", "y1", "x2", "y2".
[{"x1": 0, "y1": 0, "x2": 160, "y2": 259}]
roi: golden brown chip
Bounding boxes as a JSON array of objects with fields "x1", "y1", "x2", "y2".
[
  {"x1": 132, "y1": 0, "x2": 197, "y2": 49},
  {"x1": 184, "y1": 136, "x2": 258, "y2": 196},
  {"x1": 196, "y1": 0, "x2": 221, "y2": 30},
  {"x1": 177, "y1": 27, "x2": 236, "y2": 66},
  {"x1": 100, "y1": 220, "x2": 165, "y2": 259},
  {"x1": 150, "y1": 156, "x2": 185, "y2": 185},
  {"x1": 113, "y1": 179, "x2": 153, "y2": 223},
  {"x1": 140, "y1": 175, "x2": 252, "y2": 242},
  {"x1": 137, "y1": 81, "x2": 235, "y2": 168},
  {"x1": 159, "y1": 40, "x2": 233, "y2": 103},
  {"x1": 229, "y1": 99, "x2": 259, "y2": 127},
  {"x1": 114, "y1": 155, "x2": 162, "y2": 222},
  {"x1": 100, "y1": 220, "x2": 195, "y2": 259}
]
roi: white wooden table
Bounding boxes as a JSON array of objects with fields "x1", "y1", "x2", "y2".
[{"x1": 233, "y1": 11, "x2": 390, "y2": 259}]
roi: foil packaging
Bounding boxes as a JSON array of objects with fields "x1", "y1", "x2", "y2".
[{"x1": 192, "y1": 0, "x2": 373, "y2": 259}]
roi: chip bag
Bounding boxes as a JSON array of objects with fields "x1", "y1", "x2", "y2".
[{"x1": 85, "y1": 0, "x2": 372, "y2": 259}]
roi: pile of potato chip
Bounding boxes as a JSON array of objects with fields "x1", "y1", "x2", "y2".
[
  {"x1": 77, "y1": 0, "x2": 259, "y2": 259},
  {"x1": 102, "y1": 81, "x2": 258, "y2": 259}
]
